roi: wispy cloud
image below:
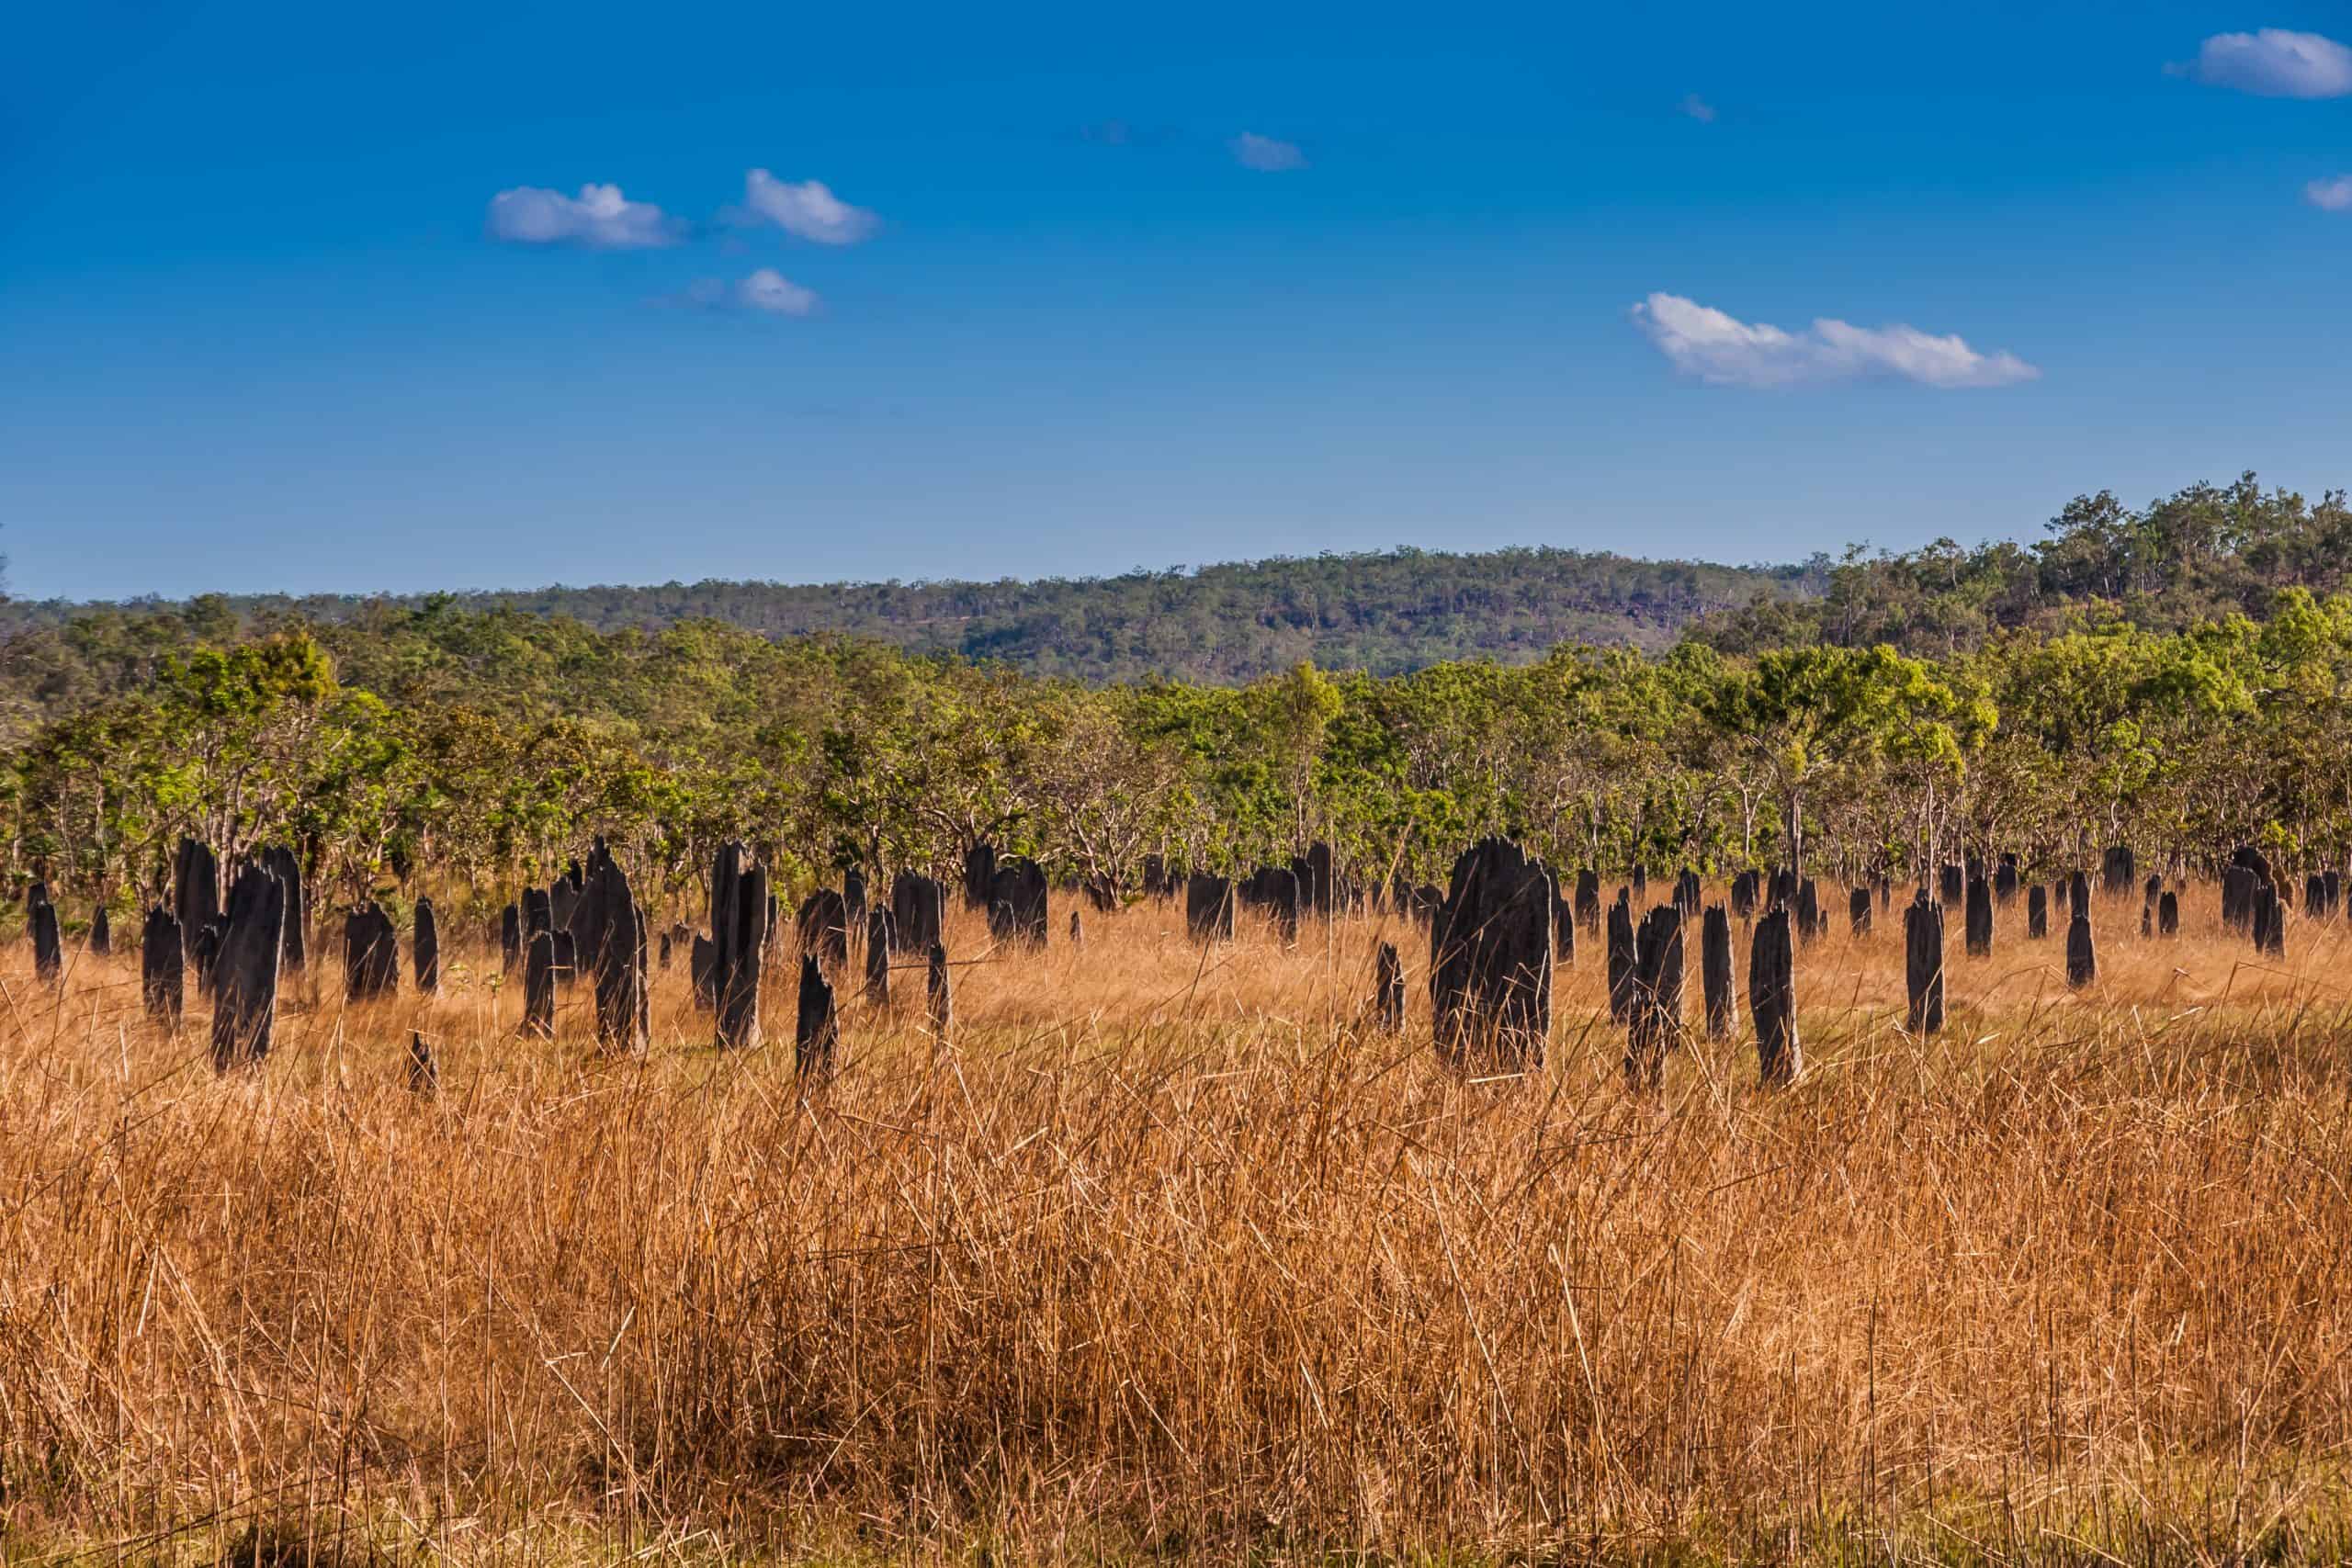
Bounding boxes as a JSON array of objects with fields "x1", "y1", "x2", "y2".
[
  {"x1": 2175, "y1": 28, "x2": 2352, "y2": 97},
  {"x1": 677, "y1": 269, "x2": 820, "y2": 317},
  {"x1": 1229, "y1": 131, "x2": 1307, "y2": 172},
  {"x1": 485, "y1": 184, "x2": 682, "y2": 248},
  {"x1": 726, "y1": 171, "x2": 879, "y2": 244},
  {"x1": 736, "y1": 268, "x2": 820, "y2": 315},
  {"x1": 1630, "y1": 293, "x2": 2040, "y2": 390},
  {"x1": 2306, "y1": 175, "x2": 2352, "y2": 212},
  {"x1": 1679, "y1": 94, "x2": 1717, "y2": 123}
]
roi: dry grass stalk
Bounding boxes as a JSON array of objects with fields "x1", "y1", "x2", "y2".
[{"x1": 2, "y1": 887, "x2": 2351, "y2": 1562}]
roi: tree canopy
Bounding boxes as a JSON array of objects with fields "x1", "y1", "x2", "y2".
[{"x1": 8, "y1": 475, "x2": 2352, "y2": 916}]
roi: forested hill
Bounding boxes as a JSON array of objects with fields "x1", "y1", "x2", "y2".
[
  {"x1": 0, "y1": 547, "x2": 1811, "y2": 684},
  {"x1": 3, "y1": 474, "x2": 2343, "y2": 706},
  {"x1": 1685, "y1": 474, "x2": 2352, "y2": 655}
]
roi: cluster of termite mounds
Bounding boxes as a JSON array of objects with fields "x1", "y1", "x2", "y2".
[
  {"x1": 673, "y1": 843, "x2": 971, "y2": 1077},
  {"x1": 1340, "y1": 832, "x2": 2322, "y2": 1091},
  {"x1": 493, "y1": 840, "x2": 652, "y2": 1050},
  {"x1": 14, "y1": 822, "x2": 2335, "y2": 1098},
  {"x1": 1354, "y1": 835, "x2": 1835, "y2": 1092},
  {"x1": 2221, "y1": 845, "x2": 2293, "y2": 957}
]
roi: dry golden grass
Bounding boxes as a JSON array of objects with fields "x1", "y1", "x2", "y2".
[{"x1": 6, "y1": 886, "x2": 2352, "y2": 1564}]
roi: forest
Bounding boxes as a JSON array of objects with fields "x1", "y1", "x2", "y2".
[
  {"x1": 0, "y1": 543, "x2": 1804, "y2": 685},
  {"x1": 5, "y1": 473, "x2": 2344, "y2": 693},
  {"x1": 5, "y1": 544, "x2": 2349, "y2": 919},
  {"x1": 1690, "y1": 471, "x2": 2352, "y2": 655}
]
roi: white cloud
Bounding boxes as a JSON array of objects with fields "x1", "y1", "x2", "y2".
[
  {"x1": 678, "y1": 270, "x2": 820, "y2": 317},
  {"x1": 1679, "y1": 94, "x2": 1717, "y2": 123},
  {"x1": 737, "y1": 268, "x2": 820, "y2": 315},
  {"x1": 485, "y1": 183, "x2": 681, "y2": 248},
  {"x1": 2306, "y1": 175, "x2": 2352, "y2": 211},
  {"x1": 1630, "y1": 292, "x2": 2040, "y2": 390},
  {"x1": 729, "y1": 171, "x2": 879, "y2": 243},
  {"x1": 2178, "y1": 28, "x2": 2352, "y2": 97},
  {"x1": 1229, "y1": 131, "x2": 1307, "y2": 172}
]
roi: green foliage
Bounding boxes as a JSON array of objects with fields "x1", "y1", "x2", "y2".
[
  {"x1": 10, "y1": 478, "x2": 2352, "y2": 910},
  {"x1": 1688, "y1": 472, "x2": 2352, "y2": 657},
  {"x1": 0, "y1": 547, "x2": 1807, "y2": 688}
]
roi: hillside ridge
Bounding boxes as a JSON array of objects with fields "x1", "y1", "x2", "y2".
[{"x1": 0, "y1": 545, "x2": 1815, "y2": 684}]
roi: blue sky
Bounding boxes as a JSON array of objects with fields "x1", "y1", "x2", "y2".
[{"x1": 3, "y1": 1, "x2": 2347, "y2": 600}]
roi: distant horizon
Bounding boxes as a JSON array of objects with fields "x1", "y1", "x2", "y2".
[
  {"x1": 3, "y1": 537, "x2": 1823, "y2": 610},
  {"x1": 14, "y1": 467, "x2": 2344, "y2": 607}
]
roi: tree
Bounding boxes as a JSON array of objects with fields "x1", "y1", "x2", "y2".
[{"x1": 1705, "y1": 645, "x2": 1991, "y2": 878}]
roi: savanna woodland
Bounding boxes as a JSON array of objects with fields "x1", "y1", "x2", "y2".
[{"x1": 9, "y1": 476, "x2": 2352, "y2": 1566}]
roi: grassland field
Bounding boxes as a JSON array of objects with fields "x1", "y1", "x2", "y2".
[{"x1": 4, "y1": 884, "x2": 2351, "y2": 1565}]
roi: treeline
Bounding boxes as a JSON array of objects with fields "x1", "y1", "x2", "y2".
[
  {"x1": 10, "y1": 581, "x2": 2352, "y2": 926},
  {"x1": 0, "y1": 547, "x2": 1806, "y2": 686},
  {"x1": 8, "y1": 476, "x2": 2346, "y2": 686},
  {"x1": 1688, "y1": 473, "x2": 2352, "y2": 656}
]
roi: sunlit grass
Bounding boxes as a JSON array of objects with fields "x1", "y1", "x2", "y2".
[{"x1": 5, "y1": 884, "x2": 2352, "y2": 1563}]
